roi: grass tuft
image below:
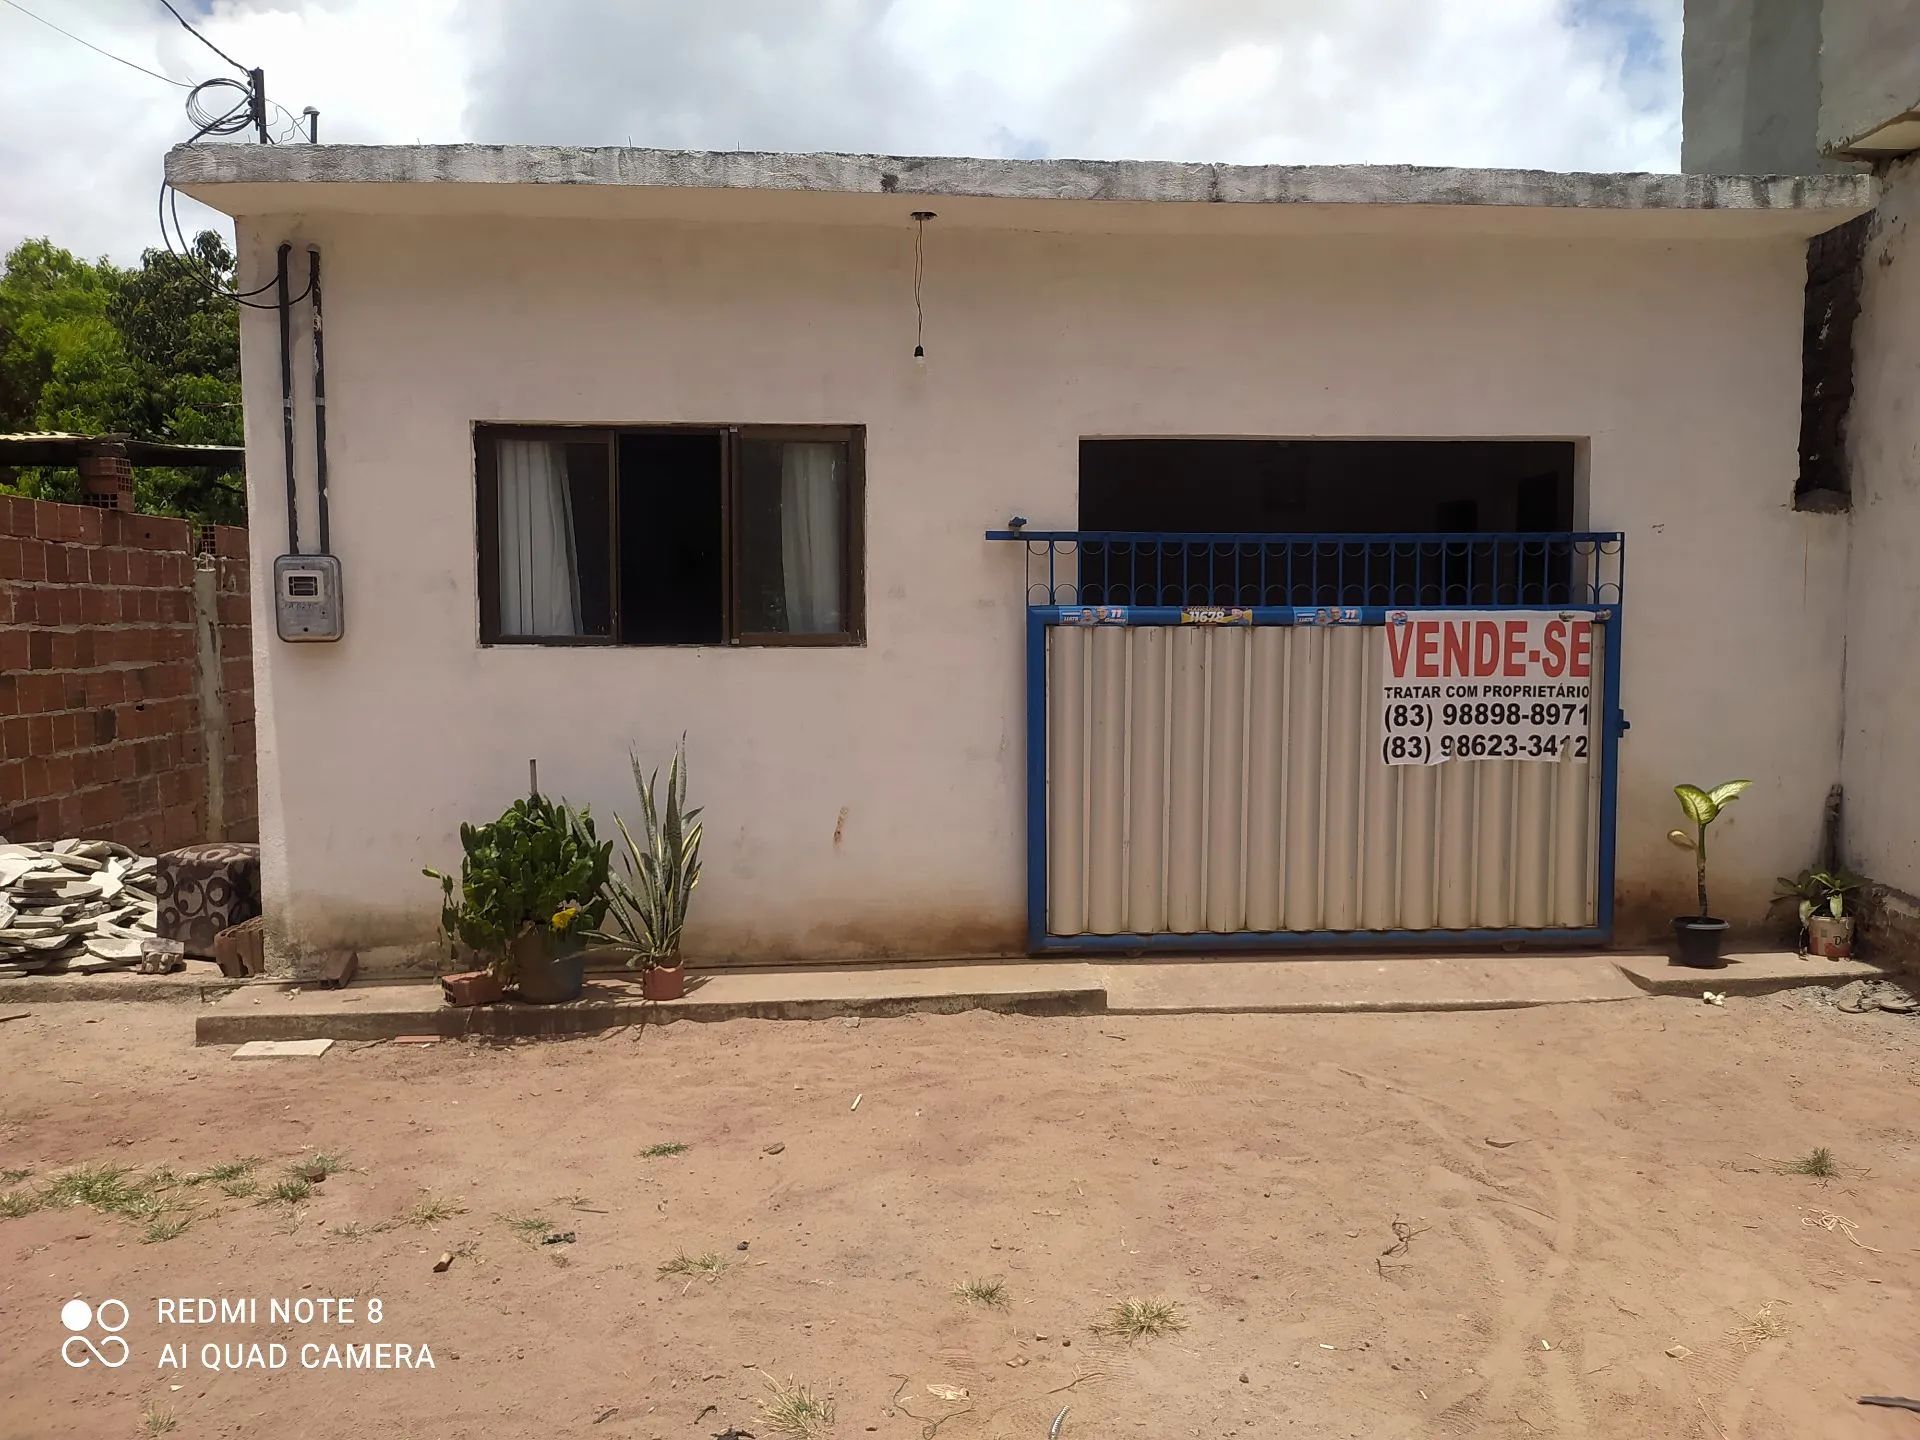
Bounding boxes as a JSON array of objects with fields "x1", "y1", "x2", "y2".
[
  {"x1": 658, "y1": 1251, "x2": 726, "y2": 1282},
  {"x1": 1729, "y1": 1302, "x2": 1790, "y2": 1349},
  {"x1": 186, "y1": 1158, "x2": 256, "y2": 1186},
  {"x1": 262, "y1": 1175, "x2": 312, "y2": 1206},
  {"x1": 757, "y1": 1374, "x2": 834, "y2": 1438},
  {"x1": 142, "y1": 1401, "x2": 177, "y2": 1436},
  {"x1": 142, "y1": 1213, "x2": 192, "y2": 1244},
  {"x1": 953, "y1": 1277, "x2": 1009, "y2": 1308},
  {"x1": 218, "y1": 1174, "x2": 258, "y2": 1199},
  {"x1": 39, "y1": 1164, "x2": 184, "y2": 1219},
  {"x1": 1783, "y1": 1147, "x2": 1840, "y2": 1179},
  {"x1": 1093, "y1": 1297, "x2": 1187, "y2": 1341},
  {"x1": 499, "y1": 1213, "x2": 553, "y2": 1244},
  {"x1": 640, "y1": 1142, "x2": 689, "y2": 1158},
  {"x1": 0, "y1": 1167, "x2": 30, "y2": 1185},
  {"x1": 330, "y1": 1219, "x2": 397, "y2": 1240},
  {"x1": 289, "y1": 1152, "x2": 346, "y2": 1184},
  {"x1": 40, "y1": 1164, "x2": 143, "y2": 1215},
  {"x1": 0, "y1": 1189, "x2": 42, "y2": 1219},
  {"x1": 406, "y1": 1194, "x2": 466, "y2": 1226}
]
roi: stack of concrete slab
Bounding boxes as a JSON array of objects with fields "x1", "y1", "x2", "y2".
[{"x1": 0, "y1": 840, "x2": 161, "y2": 977}]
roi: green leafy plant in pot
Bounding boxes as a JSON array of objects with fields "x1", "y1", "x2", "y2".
[
  {"x1": 1666, "y1": 779, "x2": 1751, "y2": 968},
  {"x1": 1770, "y1": 867, "x2": 1863, "y2": 959},
  {"x1": 592, "y1": 739, "x2": 702, "y2": 1001},
  {"x1": 424, "y1": 791, "x2": 611, "y2": 1004}
]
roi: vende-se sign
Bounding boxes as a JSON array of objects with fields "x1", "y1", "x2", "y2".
[{"x1": 1378, "y1": 611, "x2": 1595, "y2": 766}]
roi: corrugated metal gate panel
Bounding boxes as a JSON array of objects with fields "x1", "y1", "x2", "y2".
[{"x1": 1045, "y1": 622, "x2": 1600, "y2": 937}]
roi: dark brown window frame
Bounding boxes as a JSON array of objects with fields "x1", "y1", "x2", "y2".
[{"x1": 476, "y1": 422, "x2": 866, "y2": 648}]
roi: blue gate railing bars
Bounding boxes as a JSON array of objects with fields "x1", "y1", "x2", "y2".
[{"x1": 984, "y1": 530, "x2": 1625, "y2": 610}]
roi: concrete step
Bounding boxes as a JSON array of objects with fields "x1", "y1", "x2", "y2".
[
  {"x1": 1098, "y1": 954, "x2": 1646, "y2": 1014},
  {"x1": 161, "y1": 949, "x2": 1903, "y2": 1047},
  {"x1": 193, "y1": 962, "x2": 1105, "y2": 1045},
  {"x1": 1612, "y1": 948, "x2": 1885, "y2": 996}
]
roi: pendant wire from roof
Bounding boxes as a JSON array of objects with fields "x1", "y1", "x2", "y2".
[{"x1": 911, "y1": 210, "x2": 936, "y2": 364}]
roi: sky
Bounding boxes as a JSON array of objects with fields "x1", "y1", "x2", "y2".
[{"x1": 0, "y1": 0, "x2": 1682, "y2": 265}]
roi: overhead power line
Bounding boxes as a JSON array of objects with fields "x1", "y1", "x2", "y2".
[
  {"x1": 0, "y1": 0, "x2": 191, "y2": 88},
  {"x1": 156, "y1": 0, "x2": 248, "y2": 77},
  {"x1": 122, "y1": 0, "x2": 327, "y2": 311}
]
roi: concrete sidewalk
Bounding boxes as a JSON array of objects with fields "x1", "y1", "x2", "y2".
[
  {"x1": 192, "y1": 961, "x2": 1105, "y2": 1044},
  {"x1": 175, "y1": 947, "x2": 1890, "y2": 1046}
]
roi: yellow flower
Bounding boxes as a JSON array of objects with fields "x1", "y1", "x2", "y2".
[{"x1": 551, "y1": 902, "x2": 581, "y2": 934}]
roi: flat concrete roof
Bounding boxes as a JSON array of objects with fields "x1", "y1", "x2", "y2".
[{"x1": 167, "y1": 144, "x2": 1878, "y2": 239}]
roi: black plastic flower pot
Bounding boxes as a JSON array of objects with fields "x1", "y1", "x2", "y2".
[
  {"x1": 1671, "y1": 916, "x2": 1730, "y2": 969},
  {"x1": 508, "y1": 929, "x2": 586, "y2": 1004}
]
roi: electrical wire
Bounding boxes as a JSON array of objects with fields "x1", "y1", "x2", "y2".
[
  {"x1": 268, "y1": 100, "x2": 310, "y2": 142},
  {"x1": 142, "y1": 14, "x2": 321, "y2": 310},
  {"x1": 160, "y1": 77, "x2": 315, "y2": 309},
  {"x1": 913, "y1": 212, "x2": 928, "y2": 352},
  {"x1": 157, "y1": 0, "x2": 248, "y2": 76},
  {"x1": 188, "y1": 75, "x2": 256, "y2": 131},
  {"x1": 1, "y1": 0, "x2": 191, "y2": 87},
  {"x1": 158, "y1": 174, "x2": 308, "y2": 308}
]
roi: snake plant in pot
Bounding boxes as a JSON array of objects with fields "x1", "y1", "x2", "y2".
[
  {"x1": 1666, "y1": 779, "x2": 1751, "y2": 968},
  {"x1": 424, "y1": 791, "x2": 611, "y2": 1004},
  {"x1": 594, "y1": 740, "x2": 702, "y2": 1001}
]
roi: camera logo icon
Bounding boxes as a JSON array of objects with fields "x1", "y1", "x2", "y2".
[{"x1": 60, "y1": 1299, "x2": 130, "y2": 1369}]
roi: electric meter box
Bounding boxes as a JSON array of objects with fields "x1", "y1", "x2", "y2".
[{"x1": 273, "y1": 554, "x2": 344, "y2": 642}]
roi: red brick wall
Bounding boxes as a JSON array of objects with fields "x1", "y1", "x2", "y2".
[{"x1": 0, "y1": 495, "x2": 257, "y2": 852}]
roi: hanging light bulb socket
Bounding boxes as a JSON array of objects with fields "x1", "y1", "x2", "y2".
[{"x1": 911, "y1": 211, "x2": 936, "y2": 367}]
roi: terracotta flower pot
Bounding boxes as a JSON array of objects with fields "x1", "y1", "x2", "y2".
[
  {"x1": 1806, "y1": 914, "x2": 1855, "y2": 960},
  {"x1": 642, "y1": 963, "x2": 685, "y2": 1001}
]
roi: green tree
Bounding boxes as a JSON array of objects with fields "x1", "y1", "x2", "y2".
[
  {"x1": 0, "y1": 233, "x2": 244, "y2": 524},
  {"x1": 0, "y1": 239, "x2": 139, "y2": 436}
]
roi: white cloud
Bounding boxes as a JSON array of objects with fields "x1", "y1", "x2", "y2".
[
  {"x1": 0, "y1": 0, "x2": 472, "y2": 263},
  {"x1": 0, "y1": 0, "x2": 1679, "y2": 264}
]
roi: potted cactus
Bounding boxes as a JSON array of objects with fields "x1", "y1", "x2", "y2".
[
  {"x1": 1771, "y1": 867, "x2": 1863, "y2": 959},
  {"x1": 425, "y1": 789, "x2": 611, "y2": 1004},
  {"x1": 594, "y1": 739, "x2": 702, "y2": 1001},
  {"x1": 1666, "y1": 779, "x2": 1751, "y2": 968}
]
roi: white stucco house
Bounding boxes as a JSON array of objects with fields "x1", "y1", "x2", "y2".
[{"x1": 166, "y1": 143, "x2": 1884, "y2": 975}]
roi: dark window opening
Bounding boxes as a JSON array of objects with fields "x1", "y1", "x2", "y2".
[
  {"x1": 618, "y1": 431, "x2": 723, "y2": 645},
  {"x1": 476, "y1": 424, "x2": 864, "y2": 646},
  {"x1": 1077, "y1": 438, "x2": 1578, "y2": 607},
  {"x1": 1797, "y1": 215, "x2": 1868, "y2": 511}
]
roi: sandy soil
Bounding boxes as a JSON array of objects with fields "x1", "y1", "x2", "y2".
[{"x1": 1, "y1": 990, "x2": 1918, "y2": 1439}]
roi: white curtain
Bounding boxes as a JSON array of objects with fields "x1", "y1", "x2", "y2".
[
  {"x1": 779, "y1": 442, "x2": 845, "y2": 632},
  {"x1": 496, "y1": 439, "x2": 583, "y2": 636}
]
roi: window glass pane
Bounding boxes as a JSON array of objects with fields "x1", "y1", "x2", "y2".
[
  {"x1": 493, "y1": 437, "x2": 610, "y2": 638},
  {"x1": 617, "y1": 431, "x2": 724, "y2": 644},
  {"x1": 737, "y1": 439, "x2": 849, "y2": 634}
]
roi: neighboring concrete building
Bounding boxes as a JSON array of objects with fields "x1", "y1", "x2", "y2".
[
  {"x1": 1686, "y1": 0, "x2": 1920, "y2": 956},
  {"x1": 168, "y1": 143, "x2": 1875, "y2": 974},
  {"x1": 1683, "y1": 0, "x2": 1920, "y2": 171}
]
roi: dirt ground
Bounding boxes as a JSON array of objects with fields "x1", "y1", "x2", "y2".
[{"x1": 1, "y1": 990, "x2": 1918, "y2": 1439}]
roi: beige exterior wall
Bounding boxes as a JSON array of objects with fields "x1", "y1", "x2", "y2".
[
  {"x1": 236, "y1": 211, "x2": 1845, "y2": 970},
  {"x1": 1841, "y1": 154, "x2": 1920, "y2": 897}
]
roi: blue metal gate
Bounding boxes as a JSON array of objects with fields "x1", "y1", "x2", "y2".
[{"x1": 988, "y1": 531, "x2": 1626, "y2": 955}]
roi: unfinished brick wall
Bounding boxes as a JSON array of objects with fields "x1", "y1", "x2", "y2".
[{"x1": 0, "y1": 495, "x2": 257, "y2": 852}]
